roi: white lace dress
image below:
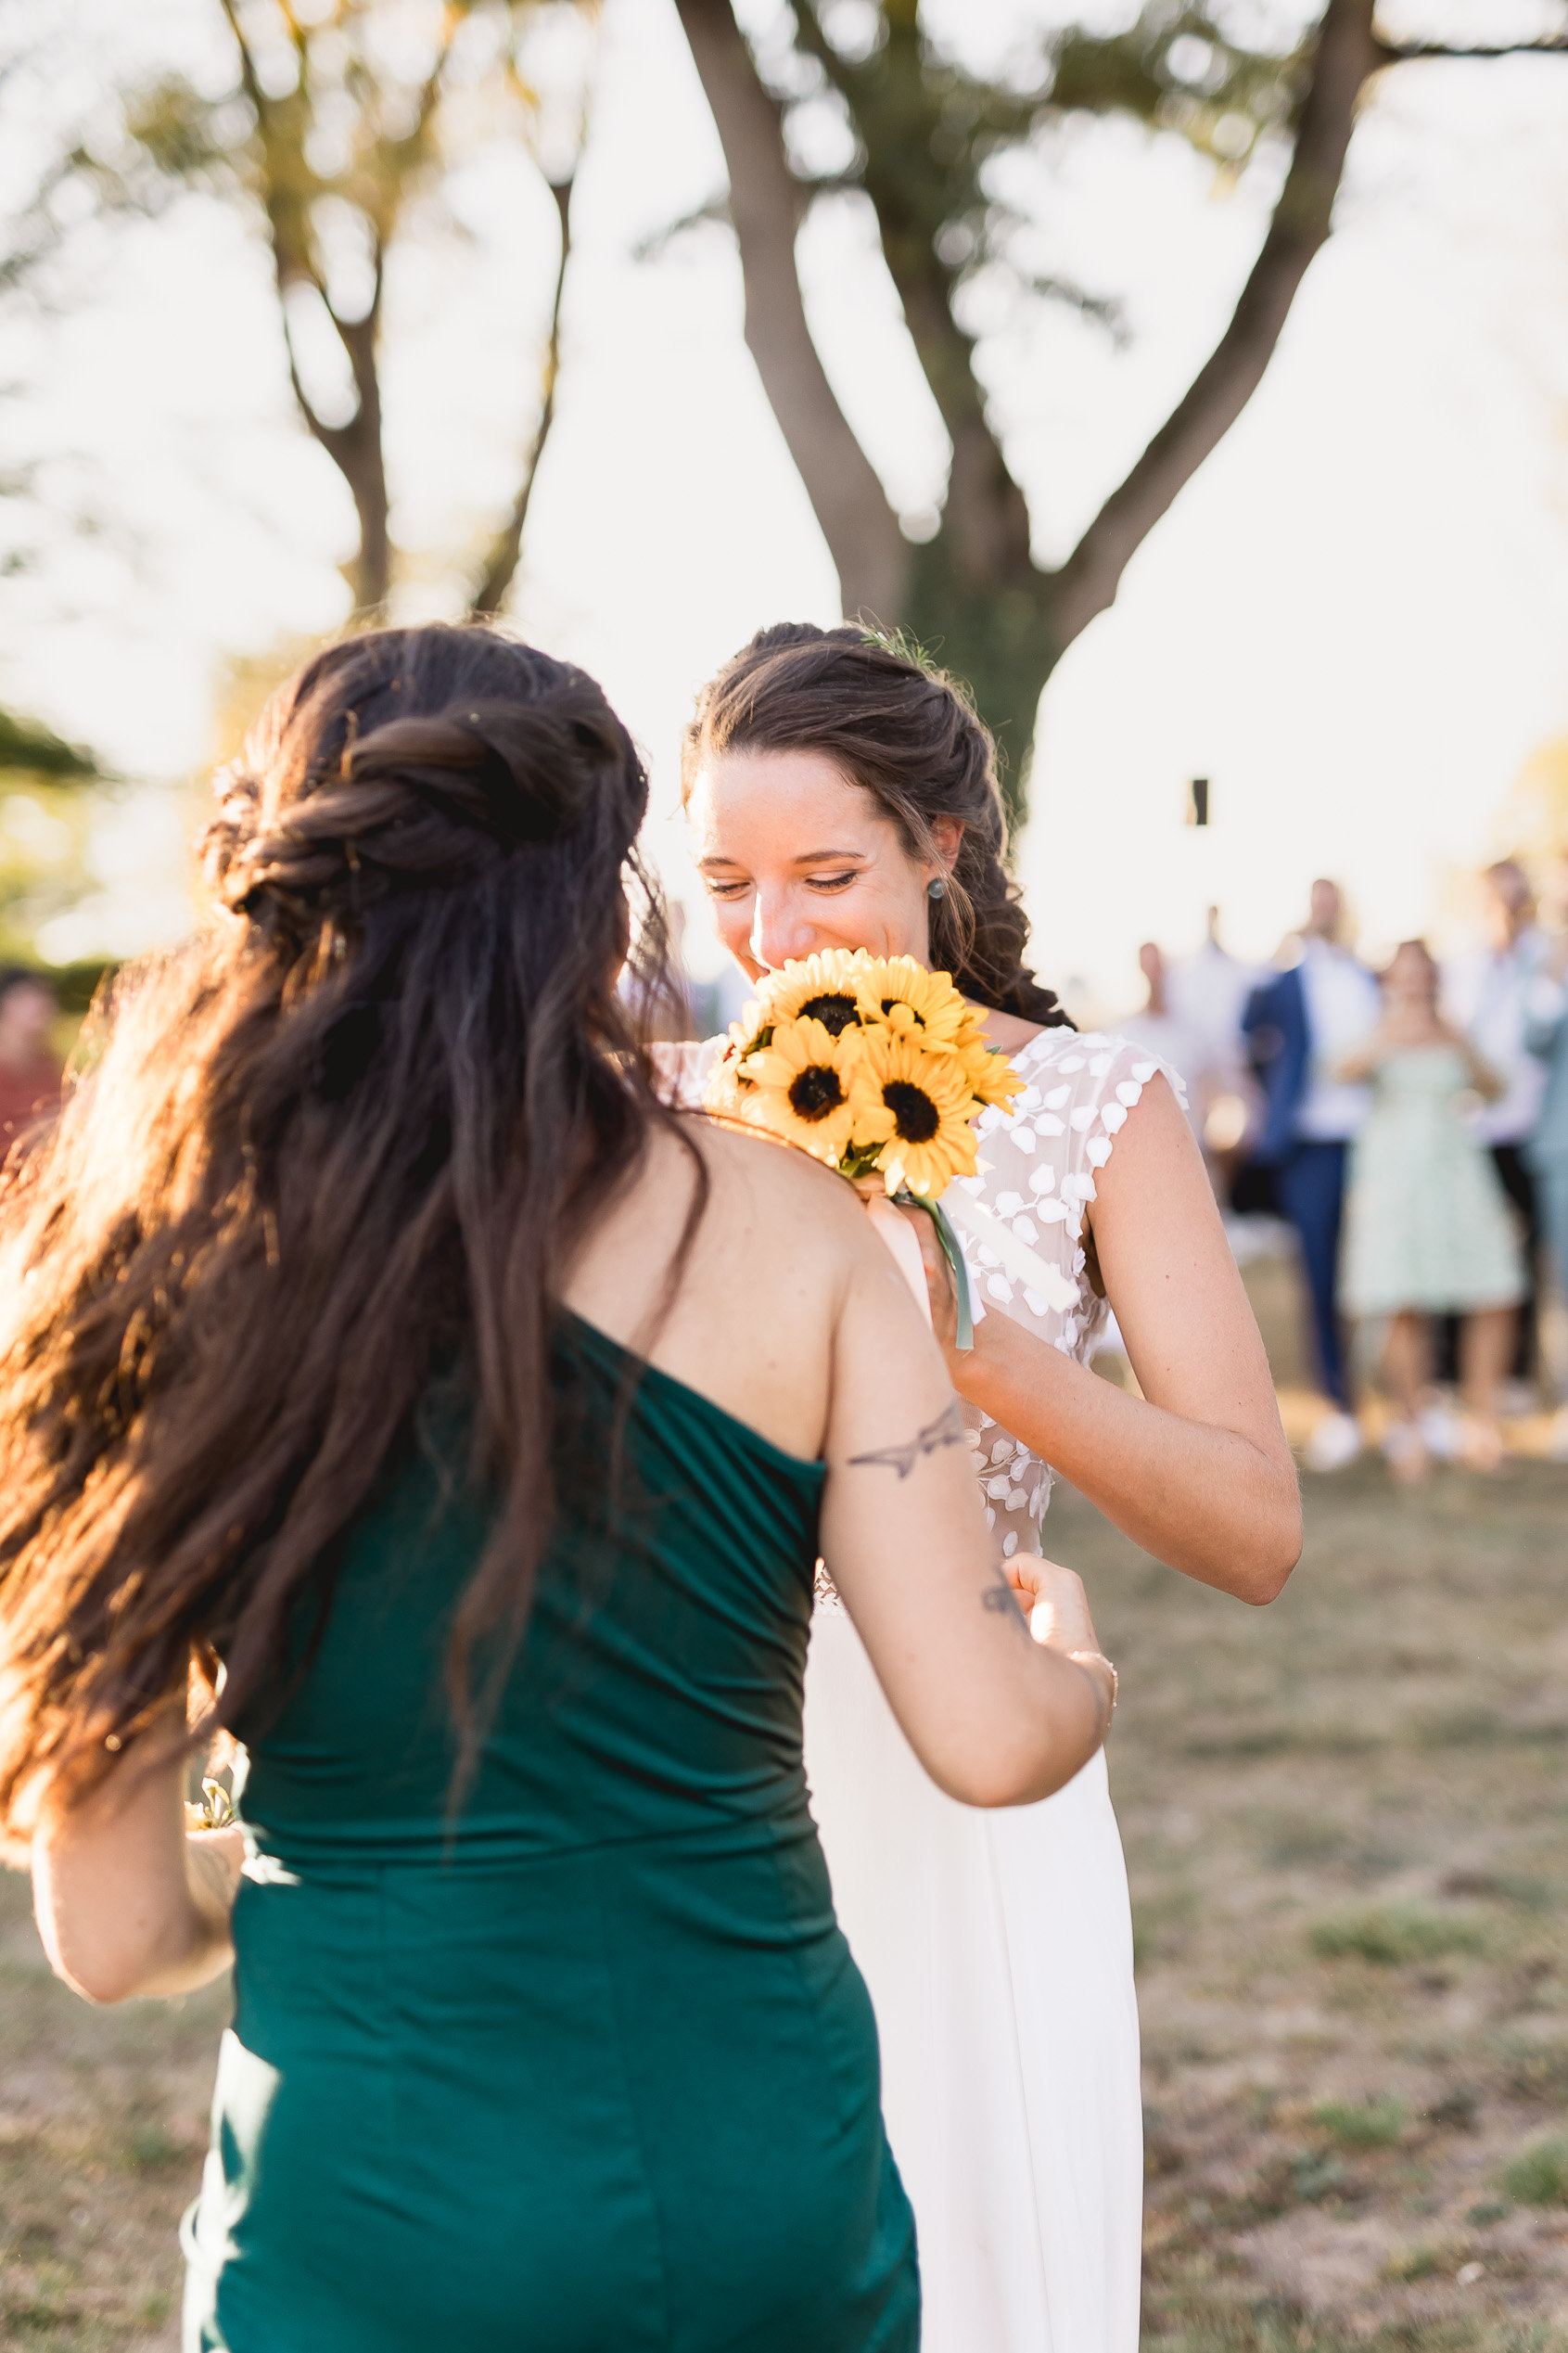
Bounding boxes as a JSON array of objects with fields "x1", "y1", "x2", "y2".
[
  {"x1": 809, "y1": 1028, "x2": 1183, "y2": 2353},
  {"x1": 671, "y1": 1027, "x2": 1178, "y2": 2352}
]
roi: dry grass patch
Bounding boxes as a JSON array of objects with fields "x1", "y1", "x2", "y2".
[{"x1": 1061, "y1": 1420, "x2": 1568, "y2": 2350}]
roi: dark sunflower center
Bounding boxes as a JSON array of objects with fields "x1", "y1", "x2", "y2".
[
  {"x1": 883, "y1": 1079, "x2": 940, "y2": 1144},
  {"x1": 788, "y1": 1064, "x2": 846, "y2": 1122},
  {"x1": 798, "y1": 992, "x2": 860, "y2": 1037},
  {"x1": 881, "y1": 997, "x2": 924, "y2": 1025}
]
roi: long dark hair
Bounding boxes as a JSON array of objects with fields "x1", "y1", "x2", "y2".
[
  {"x1": 0, "y1": 623, "x2": 700, "y2": 1848},
  {"x1": 682, "y1": 623, "x2": 1071, "y2": 1029}
]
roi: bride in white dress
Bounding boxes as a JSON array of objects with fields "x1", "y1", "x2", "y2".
[{"x1": 678, "y1": 624, "x2": 1302, "y2": 2352}]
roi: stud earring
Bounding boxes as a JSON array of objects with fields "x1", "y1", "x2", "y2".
[{"x1": 927, "y1": 876, "x2": 946, "y2": 902}]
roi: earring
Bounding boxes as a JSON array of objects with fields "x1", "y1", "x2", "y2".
[{"x1": 927, "y1": 876, "x2": 946, "y2": 901}]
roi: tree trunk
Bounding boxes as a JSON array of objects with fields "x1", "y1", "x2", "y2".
[
  {"x1": 472, "y1": 176, "x2": 574, "y2": 617},
  {"x1": 673, "y1": 0, "x2": 909, "y2": 625}
]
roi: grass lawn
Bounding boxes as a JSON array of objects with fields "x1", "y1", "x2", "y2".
[{"x1": 4, "y1": 1254, "x2": 1568, "y2": 2348}]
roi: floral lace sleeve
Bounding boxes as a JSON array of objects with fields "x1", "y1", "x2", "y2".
[{"x1": 941, "y1": 1029, "x2": 1188, "y2": 1565}]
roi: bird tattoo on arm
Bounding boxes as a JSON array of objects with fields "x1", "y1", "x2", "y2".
[{"x1": 848, "y1": 1399, "x2": 968, "y2": 1480}]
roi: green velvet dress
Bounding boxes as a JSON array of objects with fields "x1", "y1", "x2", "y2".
[{"x1": 182, "y1": 1315, "x2": 918, "y2": 2352}]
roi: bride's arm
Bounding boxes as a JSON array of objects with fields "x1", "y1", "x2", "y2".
[{"x1": 911, "y1": 1075, "x2": 1301, "y2": 1604}]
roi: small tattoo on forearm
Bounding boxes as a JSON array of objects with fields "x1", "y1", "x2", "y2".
[
  {"x1": 982, "y1": 1564, "x2": 1030, "y2": 1635},
  {"x1": 848, "y1": 1399, "x2": 967, "y2": 1480}
]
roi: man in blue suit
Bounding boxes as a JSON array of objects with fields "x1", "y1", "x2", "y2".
[{"x1": 1243, "y1": 881, "x2": 1382, "y2": 1470}]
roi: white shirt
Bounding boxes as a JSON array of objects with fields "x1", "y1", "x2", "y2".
[
  {"x1": 1294, "y1": 939, "x2": 1381, "y2": 1143},
  {"x1": 1114, "y1": 1009, "x2": 1207, "y2": 1136},
  {"x1": 1442, "y1": 932, "x2": 1549, "y2": 1146},
  {"x1": 1166, "y1": 941, "x2": 1262, "y2": 1091}
]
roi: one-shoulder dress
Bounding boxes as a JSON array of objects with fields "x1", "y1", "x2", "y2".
[{"x1": 182, "y1": 1314, "x2": 918, "y2": 2353}]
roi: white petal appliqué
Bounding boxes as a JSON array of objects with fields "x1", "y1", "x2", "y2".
[
  {"x1": 1033, "y1": 1114, "x2": 1065, "y2": 1137},
  {"x1": 1100, "y1": 1102, "x2": 1128, "y2": 1133},
  {"x1": 986, "y1": 1274, "x2": 1014, "y2": 1304},
  {"x1": 1069, "y1": 1106, "x2": 1094, "y2": 1132},
  {"x1": 1035, "y1": 1196, "x2": 1071, "y2": 1222},
  {"x1": 1042, "y1": 1085, "x2": 1070, "y2": 1108},
  {"x1": 1089, "y1": 1053, "x2": 1114, "y2": 1077},
  {"x1": 1002, "y1": 1530, "x2": 1019, "y2": 1558},
  {"x1": 1012, "y1": 1127, "x2": 1037, "y2": 1156},
  {"x1": 1012, "y1": 1213, "x2": 1039, "y2": 1244},
  {"x1": 1056, "y1": 1056, "x2": 1085, "y2": 1074},
  {"x1": 1115, "y1": 1081, "x2": 1143, "y2": 1108},
  {"x1": 1085, "y1": 1136, "x2": 1113, "y2": 1169},
  {"x1": 994, "y1": 1190, "x2": 1025, "y2": 1217},
  {"x1": 1027, "y1": 1164, "x2": 1056, "y2": 1194},
  {"x1": 1129, "y1": 1060, "x2": 1157, "y2": 1082}
]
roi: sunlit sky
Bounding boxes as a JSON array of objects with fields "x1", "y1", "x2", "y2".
[{"x1": 4, "y1": 0, "x2": 1568, "y2": 1014}]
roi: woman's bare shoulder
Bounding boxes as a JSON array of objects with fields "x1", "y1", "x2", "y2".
[{"x1": 676, "y1": 1114, "x2": 870, "y2": 1241}]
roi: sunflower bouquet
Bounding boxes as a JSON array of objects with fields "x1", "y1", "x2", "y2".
[{"x1": 704, "y1": 950, "x2": 1025, "y2": 1346}]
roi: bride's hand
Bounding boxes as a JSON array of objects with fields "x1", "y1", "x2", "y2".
[
  {"x1": 893, "y1": 1202, "x2": 962, "y2": 1361},
  {"x1": 1006, "y1": 1555, "x2": 1100, "y2": 1655}
]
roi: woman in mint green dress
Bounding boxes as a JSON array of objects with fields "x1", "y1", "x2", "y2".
[
  {"x1": 6, "y1": 625, "x2": 1116, "y2": 2353},
  {"x1": 1338, "y1": 939, "x2": 1523, "y2": 1476}
]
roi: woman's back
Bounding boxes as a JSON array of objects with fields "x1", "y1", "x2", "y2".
[{"x1": 191, "y1": 1132, "x2": 920, "y2": 2353}]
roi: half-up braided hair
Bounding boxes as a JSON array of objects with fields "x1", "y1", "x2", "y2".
[
  {"x1": 0, "y1": 623, "x2": 700, "y2": 1848},
  {"x1": 682, "y1": 623, "x2": 1072, "y2": 1029}
]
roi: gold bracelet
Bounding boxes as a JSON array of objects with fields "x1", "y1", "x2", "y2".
[{"x1": 1067, "y1": 1649, "x2": 1118, "y2": 1730}]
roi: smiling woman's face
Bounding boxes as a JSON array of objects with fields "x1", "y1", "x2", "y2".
[{"x1": 687, "y1": 748, "x2": 958, "y2": 983}]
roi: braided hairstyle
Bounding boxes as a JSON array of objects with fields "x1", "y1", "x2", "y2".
[
  {"x1": 682, "y1": 623, "x2": 1071, "y2": 1029},
  {"x1": 0, "y1": 623, "x2": 698, "y2": 1846}
]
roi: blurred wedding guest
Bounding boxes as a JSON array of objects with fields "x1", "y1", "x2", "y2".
[
  {"x1": 1338, "y1": 941, "x2": 1523, "y2": 1479},
  {"x1": 1167, "y1": 907, "x2": 1260, "y2": 1099},
  {"x1": 1166, "y1": 908, "x2": 1266, "y2": 1185},
  {"x1": 1522, "y1": 884, "x2": 1568, "y2": 1397},
  {"x1": 1438, "y1": 859, "x2": 1546, "y2": 1392},
  {"x1": 0, "y1": 967, "x2": 62, "y2": 1157},
  {"x1": 1116, "y1": 943, "x2": 1206, "y2": 1131},
  {"x1": 1243, "y1": 881, "x2": 1382, "y2": 1470}
]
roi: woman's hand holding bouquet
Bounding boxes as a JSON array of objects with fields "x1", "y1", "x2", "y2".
[{"x1": 702, "y1": 949, "x2": 1023, "y2": 1342}]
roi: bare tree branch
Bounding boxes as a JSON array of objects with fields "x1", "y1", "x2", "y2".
[
  {"x1": 673, "y1": 0, "x2": 909, "y2": 623},
  {"x1": 1375, "y1": 34, "x2": 1568, "y2": 58},
  {"x1": 472, "y1": 176, "x2": 574, "y2": 615},
  {"x1": 1047, "y1": 0, "x2": 1382, "y2": 646}
]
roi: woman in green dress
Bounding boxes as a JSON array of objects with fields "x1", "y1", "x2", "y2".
[
  {"x1": 2, "y1": 625, "x2": 1115, "y2": 2353},
  {"x1": 1338, "y1": 939, "x2": 1524, "y2": 1478}
]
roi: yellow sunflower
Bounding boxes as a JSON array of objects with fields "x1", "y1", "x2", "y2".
[
  {"x1": 740, "y1": 1015, "x2": 865, "y2": 1164},
  {"x1": 853, "y1": 954, "x2": 970, "y2": 1051},
  {"x1": 753, "y1": 950, "x2": 873, "y2": 1042},
  {"x1": 850, "y1": 1029, "x2": 985, "y2": 1196},
  {"x1": 956, "y1": 1035, "x2": 1026, "y2": 1110}
]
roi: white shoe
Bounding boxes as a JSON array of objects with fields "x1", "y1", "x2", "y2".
[
  {"x1": 1305, "y1": 1410, "x2": 1363, "y2": 1473},
  {"x1": 1417, "y1": 1403, "x2": 1465, "y2": 1462},
  {"x1": 1383, "y1": 1419, "x2": 1432, "y2": 1484}
]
